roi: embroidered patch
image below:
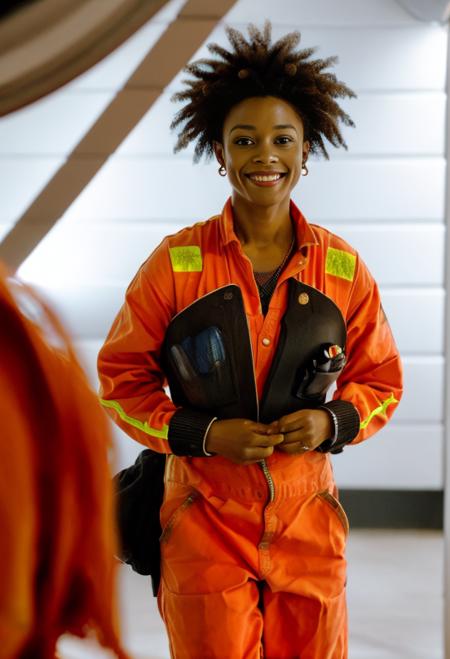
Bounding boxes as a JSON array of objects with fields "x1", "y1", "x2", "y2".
[
  {"x1": 325, "y1": 247, "x2": 356, "y2": 282},
  {"x1": 169, "y1": 246, "x2": 203, "y2": 272}
]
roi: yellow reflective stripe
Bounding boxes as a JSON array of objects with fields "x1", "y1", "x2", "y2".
[
  {"x1": 100, "y1": 399, "x2": 168, "y2": 439},
  {"x1": 325, "y1": 247, "x2": 356, "y2": 282},
  {"x1": 360, "y1": 393, "x2": 398, "y2": 430},
  {"x1": 169, "y1": 246, "x2": 202, "y2": 272}
]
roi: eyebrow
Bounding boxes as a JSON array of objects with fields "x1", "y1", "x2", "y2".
[{"x1": 230, "y1": 123, "x2": 298, "y2": 133}]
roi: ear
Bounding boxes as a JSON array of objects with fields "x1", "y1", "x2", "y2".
[
  {"x1": 213, "y1": 140, "x2": 225, "y2": 167},
  {"x1": 302, "y1": 140, "x2": 310, "y2": 162}
]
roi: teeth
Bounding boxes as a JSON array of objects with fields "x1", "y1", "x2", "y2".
[{"x1": 250, "y1": 174, "x2": 282, "y2": 182}]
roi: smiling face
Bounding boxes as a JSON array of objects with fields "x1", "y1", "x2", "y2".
[{"x1": 214, "y1": 95, "x2": 310, "y2": 211}]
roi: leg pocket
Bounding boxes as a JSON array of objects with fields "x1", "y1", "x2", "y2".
[
  {"x1": 317, "y1": 489, "x2": 349, "y2": 537},
  {"x1": 160, "y1": 489, "x2": 199, "y2": 544},
  {"x1": 161, "y1": 580, "x2": 263, "y2": 659}
]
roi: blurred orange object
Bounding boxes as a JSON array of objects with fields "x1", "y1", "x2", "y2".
[{"x1": 0, "y1": 266, "x2": 128, "y2": 658}]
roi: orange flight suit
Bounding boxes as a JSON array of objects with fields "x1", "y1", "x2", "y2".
[
  {"x1": 98, "y1": 198, "x2": 403, "y2": 658},
  {"x1": 0, "y1": 270, "x2": 128, "y2": 659}
]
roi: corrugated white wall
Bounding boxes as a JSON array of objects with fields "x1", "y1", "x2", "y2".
[{"x1": 0, "y1": 0, "x2": 446, "y2": 488}]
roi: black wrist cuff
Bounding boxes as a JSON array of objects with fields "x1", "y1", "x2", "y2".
[
  {"x1": 316, "y1": 400, "x2": 360, "y2": 454},
  {"x1": 168, "y1": 408, "x2": 217, "y2": 457}
]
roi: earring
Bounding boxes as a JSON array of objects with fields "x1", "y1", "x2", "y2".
[
  {"x1": 218, "y1": 165, "x2": 227, "y2": 177},
  {"x1": 302, "y1": 162, "x2": 309, "y2": 176}
]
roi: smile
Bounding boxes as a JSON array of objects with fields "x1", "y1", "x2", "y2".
[{"x1": 246, "y1": 172, "x2": 287, "y2": 186}]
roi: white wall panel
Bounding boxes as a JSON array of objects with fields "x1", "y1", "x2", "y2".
[
  {"x1": 326, "y1": 224, "x2": 444, "y2": 286},
  {"x1": 3, "y1": 89, "x2": 441, "y2": 159},
  {"x1": 114, "y1": 91, "x2": 446, "y2": 159},
  {"x1": 0, "y1": 225, "x2": 11, "y2": 242},
  {"x1": 332, "y1": 425, "x2": 443, "y2": 489},
  {"x1": 63, "y1": 159, "x2": 227, "y2": 224},
  {"x1": 74, "y1": 338, "x2": 444, "y2": 484},
  {"x1": 382, "y1": 288, "x2": 445, "y2": 355},
  {"x1": 2, "y1": 156, "x2": 442, "y2": 226},
  {"x1": 73, "y1": 340, "x2": 442, "y2": 422},
  {"x1": 0, "y1": 90, "x2": 115, "y2": 156},
  {"x1": 168, "y1": 26, "x2": 447, "y2": 94},
  {"x1": 18, "y1": 221, "x2": 183, "y2": 286},
  {"x1": 36, "y1": 284, "x2": 128, "y2": 340},
  {"x1": 339, "y1": 93, "x2": 446, "y2": 157},
  {"x1": 110, "y1": 422, "x2": 444, "y2": 482},
  {"x1": 64, "y1": 22, "x2": 446, "y2": 94},
  {"x1": 55, "y1": 158, "x2": 444, "y2": 225},
  {"x1": 76, "y1": 341, "x2": 443, "y2": 489},
  {"x1": 0, "y1": 157, "x2": 64, "y2": 224},
  {"x1": 111, "y1": 424, "x2": 445, "y2": 485},
  {"x1": 74, "y1": 339, "x2": 104, "y2": 388},
  {"x1": 226, "y1": 0, "x2": 417, "y2": 25},
  {"x1": 399, "y1": 357, "x2": 444, "y2": 423},
  {"x1": 34, "y1": 284, "x2": 444, "y2": 357},
  {"x1": 298, "y1": 160, "x2": 445, "y2": 222},
  {"x1": 18, "y1": 221, "x2": 443, "y2": 288}
]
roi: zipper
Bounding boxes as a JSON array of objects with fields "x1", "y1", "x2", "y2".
[
  {"x1": 244, "y1": 314, "x2": 276, "y2": 504},
  {"x1": 260, "y1": 457, "x2": 275, "y2": 503}
]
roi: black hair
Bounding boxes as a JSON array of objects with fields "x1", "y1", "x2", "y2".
[{"x1": 171, "y1": 21, "x2": 356, "y2": 162}]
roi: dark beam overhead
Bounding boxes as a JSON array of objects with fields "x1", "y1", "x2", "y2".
[{"x1": 0, "y1": 0, "x2": 238, "y2": 272}]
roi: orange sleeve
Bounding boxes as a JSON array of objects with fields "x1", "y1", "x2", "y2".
[
  {"x1": 334, "y1": 253, "x2": 403, "y2": 444},
  {"x1": 98, "y1": 240, "x2": 178, "y2": 453}
]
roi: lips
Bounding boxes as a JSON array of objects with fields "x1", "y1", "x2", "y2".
[{"x1": 245, "y1": 171, "x2": 287, "y2": 186}]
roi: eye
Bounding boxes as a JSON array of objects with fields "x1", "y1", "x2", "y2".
[
  {"x1": 275, "y1": 135, "x2": 295, "y2": 145},
  {"x1": 233, "y1": 137, "x2": 255, "y2": 146}
]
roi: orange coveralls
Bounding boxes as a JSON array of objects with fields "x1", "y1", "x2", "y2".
[
  {"x1": 98, "y1": 198, "x2": 403, "y2": 659},
  {"x1": 0, "y1": 270, "x2": 127, "y2": 659}
]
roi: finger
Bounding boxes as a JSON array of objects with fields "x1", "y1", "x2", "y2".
[
  {"x1": 245, "y1": 420, "x2": 272, "y2": 434},
  {"x1": 240, "y1": 445, "x2": 276, "y2": 462},
  {"x1": 281, "y1": 429, "x2": 310, "y2": 445},
  {"x1": 278, "y1": 442, "x2": 310, "y2": 455},
  {"x1": 266, "y1": 420, "x2": 281, "y2": 435},
  {"x1": 251, "y1": 432, "x2": 284, "y2": 447},
  {"x1": 277, "y1": 411, "x2": 309, "y2": 433}
]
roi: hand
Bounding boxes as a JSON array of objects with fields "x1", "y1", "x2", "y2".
[
  {"x1": 205, "y1": 418, "x2": 284, "y2": 465},
  {"x1": 267, "y1": 409, "x2": 332, "y2": 455}
]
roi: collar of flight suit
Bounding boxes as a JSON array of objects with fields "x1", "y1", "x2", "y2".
[{"x1": 218, "y1": 197, "x2": 319, "y2": 257}]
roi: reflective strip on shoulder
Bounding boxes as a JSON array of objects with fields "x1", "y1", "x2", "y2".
[
  {"x1": 325, "y1": 247, "x2": 356, "y2": 282},
  {"x1": 100, "y1": 399, "x2": 169, "y2": 439},
  {"x1": 169, "y1": 246, "x2": 202, "y2": 272},
  {"x1": 360, "y1": 393, "x2": 398, "y2": 430}
]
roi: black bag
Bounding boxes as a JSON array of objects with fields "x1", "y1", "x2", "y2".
[{"x1": 113, "y1": 449, "x2": 166, "y2": 596}]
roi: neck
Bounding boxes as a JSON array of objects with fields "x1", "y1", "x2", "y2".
[{"x1": 231, "y1": 194, "x2": 293, "y2": 248}]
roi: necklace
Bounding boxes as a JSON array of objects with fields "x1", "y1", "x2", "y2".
[
  {"x1": 254, "y1": 234, "x2": 296, "y2": 315},
  {"x1": 254, "y1": 233, "x2": 296, "y2": 283}
]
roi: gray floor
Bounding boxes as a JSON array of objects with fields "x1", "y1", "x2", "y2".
[{"x1": 58, "y1": 530, "x2": 444, "y2": 659}]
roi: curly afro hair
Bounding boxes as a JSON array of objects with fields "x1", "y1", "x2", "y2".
[{"x1": 171, "y1": 21, "x2": 356, "y2": 162}]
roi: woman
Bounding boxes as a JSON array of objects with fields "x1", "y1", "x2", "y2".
[{"x1": 98, "y1": 23, "x2": 402, "y2": 658}]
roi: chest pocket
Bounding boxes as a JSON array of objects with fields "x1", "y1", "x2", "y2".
[
  {"x1": 259, "y1": 279, "x2": 347, "y2": 423},
  {"x1": 162, "y1": 285, "x2": 258, "y2": 420}
]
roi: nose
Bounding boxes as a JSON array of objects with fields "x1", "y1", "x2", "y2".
[{"x1": 252, "y1": 145, "x2": 279, "y2": 164}]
